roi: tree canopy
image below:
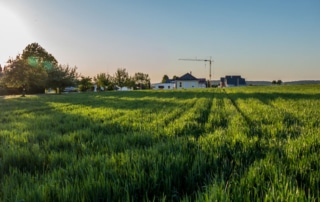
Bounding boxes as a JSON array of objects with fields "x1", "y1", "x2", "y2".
[
  {"x1": 161, "y1": 75, "x2": 169, "y2": 83},
  {"x1": 94, "y1": 73, "x2": 114, "y2": 90},
  {"x1": 78, "y1": 76, "x2": 92, "y2": 92},
  {"x1": 3, "y1": 55, "x2": 48, "y2": 94},
  {"x1": 272, "y1": 80, "x2": 283, "y2": 85},
  {"x1": 134, "y1": 72, "x2": 150, "y2": 89},
  {"x1": 1, "y1": 42, "x2": 152, "y2": 95},
  {"x1": 46, "y1": 64, "x2": 79, "y2": 92},
  {"x1": 2, "y1": 42, "x2": 80, "y2": 95},
  {"x1": 114, "y1": 68, "x2": 130, "y2": 88},
  {"x1": 22, "y1": 43, "x2": 58, "y2": 70}
]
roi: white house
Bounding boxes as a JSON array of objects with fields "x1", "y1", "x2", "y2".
[
  {"x1": 152, "y1": 73, "x2": 207, "y2": 90},
  {"x1": 152, "y1": 83, "x2": 175, "y2": 90},
  {"x1": 175, "y1": 73, "x2": 206, "y2": 89}
]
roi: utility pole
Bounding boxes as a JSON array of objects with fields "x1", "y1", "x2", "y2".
[{"x1": 179, "y1": 57, "x2": 214, "y2": 87}]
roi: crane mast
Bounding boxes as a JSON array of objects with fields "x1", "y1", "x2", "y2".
[{"x1": 179, "y1": 57, "x2": 213, "y2": 87}]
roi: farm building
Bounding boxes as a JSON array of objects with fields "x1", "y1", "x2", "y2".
[
  {"x1": 175, "y1": 73, "x2": 206, "y2": 89},
  {"x1": 220, "y1": 75, "x2": 246, "y2": 87},
  {"x1": 153, "y1": 73, "x2": 207, "y2": 90},
  {"x1": 152, "y1": 82, "x2": 176, "y2": 90}
]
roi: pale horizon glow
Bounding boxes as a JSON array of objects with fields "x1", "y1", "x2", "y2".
[
  {"x1": 0, "y1": 0, "x2": 319, "y2": 83},
  {"x1": 0, "y1": 4, "x2": 35, "y2": 65}
]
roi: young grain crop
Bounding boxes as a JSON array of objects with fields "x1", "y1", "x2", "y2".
[{"x1": 0, "y1": 86, "x2": 320, "y2": 201}]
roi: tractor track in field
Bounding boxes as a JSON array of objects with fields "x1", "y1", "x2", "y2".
[
  {"x1": 222, "y1": 89, "x2": 256, "y2": 132},
  {"x1": 227, "y1": 90, "x2": 303, "y2": 140},
  {"x1": 222, "y1": 90, "x2": 268, "y2": 159}
]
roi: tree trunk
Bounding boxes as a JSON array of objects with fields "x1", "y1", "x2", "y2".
[{"x1": 21, "y1": 88, "x2": 26, "y2": 97}]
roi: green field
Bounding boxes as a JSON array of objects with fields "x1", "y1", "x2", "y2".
[{"x1": 1, "y1": 85, "x2": 320, "y2": 201}]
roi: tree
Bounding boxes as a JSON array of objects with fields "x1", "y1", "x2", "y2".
[
  {"x1": 21, "y1": 42, "x2": 58, "y2": 70},
  {"x1": 277, "y1": 80, "x2": 282, "y2": 85},
  {"x1": 172, "y1": 75, "x2": 179, "y2": 80},
  {"x1": 0, "y1": 64, "x2": 5, "y2": 95},
  {"x1": 3, "y1": 56, "x2": 47, "y2": 96},
  {"x1": 2, "y1": 43, "x2": 58, "y2": 96},
  {"x1": 0, "y1": 64, "x2": 3, "y2": 79},
  {"x1": 114, "y1": 68, "x2": 130, "y2": 88},
  {"x1": 272, "y1": 80, "x2": 282, "y2": 85},
  {"x1": 161, "y1": 75, "x2": 169, "y2": 83},
  {"x1": 46, "y1": 64, "x2": 79, "y2": 93},
  {"x1": 78, "y1": 76, "x2": 92, "y2": 92},
  {"x1": 94, "y1": 73, "x2": 114, "y2": 90},
  {"x1": 134, "y1": 72, "x2": 150, "y2": 89},
  {"x1": 126, "y1": 76, "x2": 136, "y2": 89}
]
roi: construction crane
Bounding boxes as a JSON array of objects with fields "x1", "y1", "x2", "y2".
[{"x1": 179, "y1": 57, "x2": 214, "y2": 87}]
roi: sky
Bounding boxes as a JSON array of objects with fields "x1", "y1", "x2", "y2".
[{"x1": 0, "y1": 0, "x2": 319, "y2": 83}]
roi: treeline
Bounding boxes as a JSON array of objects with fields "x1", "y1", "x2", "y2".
[{"x1": 0, "y1": 43, "x2": 150, "y2": 96}]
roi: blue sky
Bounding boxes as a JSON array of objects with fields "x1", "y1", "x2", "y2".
[{"x1": 1, "y1": 0, "x2": 319, "y2": 82}]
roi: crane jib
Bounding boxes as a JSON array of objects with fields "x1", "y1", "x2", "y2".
[{"x1": 178, "y1": 57, "x2": 214, "y2": 87}]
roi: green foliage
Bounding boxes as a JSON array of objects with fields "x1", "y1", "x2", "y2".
[
  {"x1": 21, "y1": 42, "x2": 58, "y2": 70},
  {"x1": 46, "y1": 65, "x2": 79, "y2": 93},
  {"x1": 161, "y1": 74, "x2": 169, "y2": 83},
  {"x1": 172, "y1": 75, "x2": 179, "y2": 80},
  {"x1": 134, "y1": 72, "x2": 150, "y2": 89},
  {"x1": 2, "y1": 43, "x2": 153, "y2": 95},
  {"x1": 78, "y1": 76, "x2": 92, "y2": 92},
  {"x1": 2, "y1": 43, "x2": 60, "y2": 95},
  {"x1": 2, "y1": 57, "x2": 48, "y2": 93},
  {"x1": 93, "y1": 73, "x2": 113, "y2": 90},
  {"x1": 0, "y1": 85, "x2": 320, "y2": 201},
  {"x1": 272, "y1": 80, "x2": 283, "y2": 85},
  {"x1": 114, "y1": 68, "x2": 130, "y2": 88}
]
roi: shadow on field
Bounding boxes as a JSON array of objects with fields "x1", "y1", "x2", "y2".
[
  {"x1": 227, "y1": 92, "x2": 320, "y2": 102},
  {"x1": 47, "y1": 95, "x2": 183, "y2": 111},
  {"x1": 2, "y1": 88, "x2": 320, "y2": 201},
  {"x1": 224, "y1": 90, "x2": 306, "y2": 139},
  {"x1": 1, "y1": 94, "x2": 214, "y2": 201}
]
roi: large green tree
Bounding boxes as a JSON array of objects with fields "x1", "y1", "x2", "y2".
[
  {"x1": 3, "y1": 56, "x2": 47, "y2": 96},
  {"x1": 2, "y1": 43, "x2": 58, "y2": 96},
  {"x1": 21, "y1": 42, "x2": 58, "y2": 70},
  {"x1": 46, "y1": 64, "x2": 79, "y2": 93}
]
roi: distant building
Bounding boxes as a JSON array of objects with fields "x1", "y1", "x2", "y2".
[
  {"x1": 220, "y1": 75, "x2": 246, "y2": 87},
  {"x1": 175, "y1": 73, "x2": 206, "y2": 89},
  {"x1": 152, "y1": 82, "x2": 176, "y2": 90},
  {"x1": 152, "y1": 77, "x2": 176, "y2": 90},
  {"x1": 152, "y1": 72, "x2": 206, "y2": 90}
]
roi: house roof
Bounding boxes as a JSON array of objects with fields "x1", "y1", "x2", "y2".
[
  {"x1": 198, "y1": 78, "x2": 206, "y2": 84},
  {"x1": 165, "y1": 79, "x2": 176, "y2": 83},
  {"x1": 176, "y1": 73, "x2": 198, "y2": 81}
]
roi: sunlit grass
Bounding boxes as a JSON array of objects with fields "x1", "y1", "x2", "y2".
[{"x1": 0, "y1": 85, "x2": 320, "y2": 201}]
